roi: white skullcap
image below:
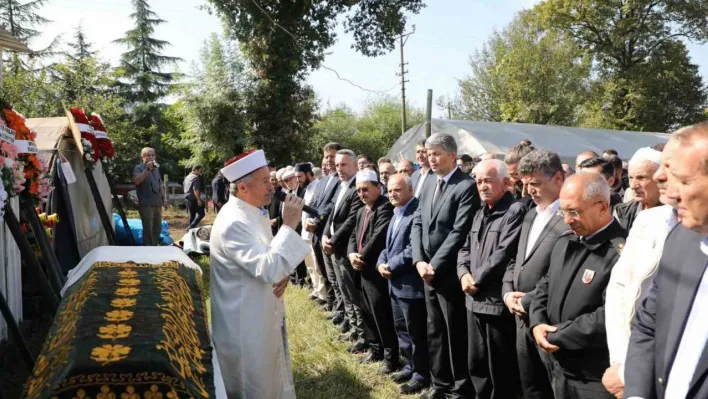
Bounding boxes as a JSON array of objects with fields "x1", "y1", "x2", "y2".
[
  {"x1": 356, "y1": 169, "x2": 378, "y2": 183},
  {"x1": 629, "y1": 147, "x2": 662, "y2": 167},
  {"x1": 282, "y1": 169, "x2": 295, "y2": 179},
  {"x1": 221, "y1": 150, "x2": 267, "y2": 182}
]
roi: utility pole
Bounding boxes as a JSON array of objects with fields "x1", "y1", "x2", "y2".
[{"x1": 396, "y1": 26, "x2": 415, "y2": 136}]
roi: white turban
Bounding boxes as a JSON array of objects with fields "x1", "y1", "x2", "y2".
[
  {"x1": 629, "y1": 147, "x2": 662, "y2": 167},
  {"x1": 356, "y1": 169, "x2": 378, "y2": 183}
]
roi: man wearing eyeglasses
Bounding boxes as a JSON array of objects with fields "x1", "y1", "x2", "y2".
[{"x1": 530, "y1": 172, "x2": 627, "y2": 399}]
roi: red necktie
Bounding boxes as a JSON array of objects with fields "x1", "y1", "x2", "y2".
[{"x1": 358, "y1": 208, "x2": 372, "y2": 252}]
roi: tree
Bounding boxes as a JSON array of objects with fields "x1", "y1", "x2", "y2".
[
  {"x1": 114, "y1": 0, "x2": 181, "y2": 120},
  {"x1": 0, "y1": 0, "x2": 60, "y2": 71},
  {"x1": 178, "y1": 34, "x2": 251, "y2": 172},
  {"x1": 455, "y1": 14, "x2": 591, "y2": 125},
  {"x1": 206, "y1": 0, "x2": 425, "y2": 163},
  {"x1": 533, "y1": 0, "x2": 708, "y2": 131}
]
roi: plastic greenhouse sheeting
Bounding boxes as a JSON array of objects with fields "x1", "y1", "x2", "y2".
[
  {"x1": 387, "y1": 119, "x2": 670, "y2": 164},
  {"x1": 113, "y1": 213, "x2": 174, "y2": 246}
]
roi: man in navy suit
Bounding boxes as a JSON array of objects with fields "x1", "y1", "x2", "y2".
[
  {"x1": 378, "y1": 173, "x2": 430, "y2": 395},
  {"x1": 306, "y1": 142, "x2": 344, "y2": 317}
]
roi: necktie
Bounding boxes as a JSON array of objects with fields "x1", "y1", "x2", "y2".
[
  {"x1": 358, "y1": 208, "x2": 372, "y2": 252},
  {"x1": 433, "y1": 179, "x2": 445, "y2": 208}
]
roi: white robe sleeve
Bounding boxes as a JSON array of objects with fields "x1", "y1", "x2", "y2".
[{"x1": 222, "y1": 222, "x2": 311, "y2": 284}]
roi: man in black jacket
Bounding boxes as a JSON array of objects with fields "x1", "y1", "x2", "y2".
[
  {"x1": 306, "y1": 142, "x2": 343, "y2": 315},
  {"x1": 323, "y1": 149, "x2": 365, "y2": 341},
  {"x1": 347, "y1": 170, "x2": 397, "y2": 371},
  {"x1": 530, "y1": 172, "x2": 626, "y2": 399},
  {"x1": 458, "y1": 159, "x2": 526, "y2": 399},
  {"x1": 412, "y1": 133, "x2": 480, "y2": 399},
  {"x1": 502, "y1": 149, "x2": 566, "y2": 399},
  {"x1": 211, "y1": 171, "x2": 228, "y2": 212},
  {"x1": 504, "y1": 141, "x2": 536, "y2": 209}
]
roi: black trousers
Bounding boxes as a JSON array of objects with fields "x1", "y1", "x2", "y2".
[
  {"x1": 360, "y1": 274, "x2": 399, "y2": 363},
  {"x1": 333, "y1": 252, "x2": 364, "y2": 338},
  {"x1": 425, "y1": 279, "x2": 472, "y2": 398},
  {"x1": 391, "y1": 292, "x2": 429, "y2": 383},
  {"x1": 186, "y1": 199, "x2": 205, "y2": 229},
  {"x1": 312, "y1": 238, "x2": 335, "y2": 309},
  {"x1": 467, "y1": 311, "x2": 520, "y2": 399},
  {"x1": 552, "y1": 365, "x2": 614, "y2": 399},
  {"x1": 516, "y1": 318, "x2": 554, "y2": 399},
  {"x1": 289, "y1": 262, "x2": 308, "y2": 286}
]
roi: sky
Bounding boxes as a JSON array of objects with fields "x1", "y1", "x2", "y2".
[{"x1": 34, "y1": 0, "x2": 708, "y2": 118}]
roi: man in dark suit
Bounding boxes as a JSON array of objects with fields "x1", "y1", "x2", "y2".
[
  {"x1": 323, "y1": 149, "x2": 365, "y2": 342},
  {"x1": 412, "y1": 133, "x2": 480, "y2": 399},
  {"x1": 504, "y1": 141, "x2": 536, "y2": 209},
  {"x1": 530, "y1": 172, "x2": 626, "y2": 399},
  {"x1": 458, "y1": 159, "x2": 526, "y2": 399},
  {"x1": 411, "y1": 139, "x2": 432, "y2": 199},
  {"x1": 377, "y1": 174, "x2": 429, "y2": 395},
  {"x1": 347, "y1": 169, "x2": 397, "y2": 370},
  {"x1": 624, "y1": 123, "x2": 708, "y2": 399},
  {"x1": 502, "y1": 149, "x2": 566, "y2": 399},
  {"x1": 306, "y1": 142, "x2": 343, "y2": 316},
  {"x1": 212, "y1": 171, "x2": 228, "y2": 212}
]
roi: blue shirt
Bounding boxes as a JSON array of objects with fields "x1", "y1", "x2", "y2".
[{"x1": 391, "y1": 197, "x2": 414, "y2": 236}]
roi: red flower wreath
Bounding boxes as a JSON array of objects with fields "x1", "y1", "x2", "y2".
[
  {"x1": 89, "y1": 113, "x2": 116, "y2": 159},
  {"x1": 70, "y1": 107, "x2": 100, "y2": 162}
]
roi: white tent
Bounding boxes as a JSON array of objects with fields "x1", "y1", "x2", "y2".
[
  {"x1": 387, "y1": 119, "x2": 669, "y2": 164},
  {"x1": 28, "y1": 117, "x2": 113, "y2": 261}
]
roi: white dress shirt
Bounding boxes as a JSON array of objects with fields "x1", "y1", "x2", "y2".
[
  {"x1": 606, "y1": 205, "x2": 678, "y2": 383},
  {"x1": 662, "y1": 237, "x2": 708, "y2": 399},
  {"x1": 330, "y1": 176, "x2": 355, "y2": 235},
  {"x1": 525, "y1": 199, "x2": 560, "y2": 259},
  {"x1": 300, "y1": 179, "x2": 320, "y2": 241},
  {"x1": 414, "y1": 168, "x2": 431, "y2": 198}
]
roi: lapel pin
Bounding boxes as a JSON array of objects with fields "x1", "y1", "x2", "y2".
[{"x1": 582, "y1": 269, "x2": 595, "y2": 284}]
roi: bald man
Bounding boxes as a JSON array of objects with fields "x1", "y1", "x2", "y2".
[
  {"x1": 530, "y1": 173, "x2": 627, "y2": 399},
  {"x1": 575, "y1": 150, "x2": 600, "y2": 171}
]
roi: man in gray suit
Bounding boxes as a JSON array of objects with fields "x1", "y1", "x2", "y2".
[
  {"x1": 625, "y1": 122, "x2": 708, "y2": 399},
  {"x1": 502, "y1": 149, "x2": 566, "y2": 399},
  {"x1": 412, "y1": 133, "x2": 480, "y2": 399},
  {"x1": 411, "y1": 139, "x2": 433, "y2": 199}
]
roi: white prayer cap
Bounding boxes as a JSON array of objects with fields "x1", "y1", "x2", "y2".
[
  {"x1": 282, "y1": 169, "x2": 295, "y2": 179},
  {"x1": 221, "y1": 149, "x2": 267, "y2": 182},
  {"x1": 356, "y1": 169, "x2": 378, "y2": 183},
  {"x1": 629, "y1": 147, "x2": 662, "y2": 167}
]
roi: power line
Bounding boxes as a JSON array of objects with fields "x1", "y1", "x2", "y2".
[{"x1": 248, "y1": 0, "x2": 397, "y2": 95}]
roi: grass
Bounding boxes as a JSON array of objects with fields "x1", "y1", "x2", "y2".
[{"x1": 160, "y1": 212, "x2": 408, "y2": 398}]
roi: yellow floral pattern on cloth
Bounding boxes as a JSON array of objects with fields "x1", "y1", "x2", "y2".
[
  {"x1": 90, "y1": 345, "x2": 131, "y2": 365},
  {"x1": 117, "y1": 278, "x2": 140, "y2": 287},
  {"x1": 110, "y1": 298, "x2": 136, "y2": 309},
  {"x1": 104, "y1": 310, "x2": 134, "y2": 322},
  {"x1": 97, "y1": 324, "x2": 132, "y2": 340},
  {"x1": 154, "y1": 265, "x2": 210, "y2": 398},
  {"x1": 115, "y1": 287, "x2": 140, "y2": 296}
]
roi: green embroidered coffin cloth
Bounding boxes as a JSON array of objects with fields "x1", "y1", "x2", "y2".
[{"x1": 23, "y1": 261, "x2": 216, "y2": 399}]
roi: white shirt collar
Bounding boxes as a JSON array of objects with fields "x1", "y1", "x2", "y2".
[
  {"x1": 437, "y1": 166, "x2": 459, "y2": 184},
  {"x1": 537, "y1": 199, "x2": 560, "y2": 215},
  {"x1": 342, "y1": 175, "x2": 355, "y2": 187},
  {"x1": 701, "y1": 236, "x2": 708, "y2": 257}
]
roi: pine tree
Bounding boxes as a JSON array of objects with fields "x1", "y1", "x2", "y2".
[
  {"x1": 113, "y1": 0, "x2": 181, "y2": 105},
  {"x1": 0, "y1": 0, "x2": 58, "y2": 72}
]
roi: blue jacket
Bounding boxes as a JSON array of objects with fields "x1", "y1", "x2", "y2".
[
  {"x1": 377, "y1": 197, "x2": 424, "y2": 299},
  {"x1": 311, "y1": 174, "x2": 340, "y2": 244}
]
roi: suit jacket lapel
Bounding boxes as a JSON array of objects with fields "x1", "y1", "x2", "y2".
[
  {"x1": 514, "y1": 209, "x2": 536, "y2": 288},
  {"x1": 525, "y1": 215, "x2": 563, "y2": 262},
  {"x1": 431, "y1": 171, "x2": 458, "y2": 221},
  {"x1": 690, "y1": 343, "x2": 708, "y2": 396},
  {"x1": 665, "y1": 244, "x2": 708, "y2": 377},
  {"x1": 550, "y1": 238, "x2": 588, "y2": 319}
]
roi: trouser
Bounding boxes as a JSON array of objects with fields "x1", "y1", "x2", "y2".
[
  {"x1": 360, "y1": 274, "x2": 399, "y2": 363},
  {"x1": 313, "y1": 238, "x2": 335, "y2": 308},
  {"x1": 552, "y1": 366, "x2": 614, "y2": 399},
  {"x1": 138, "y1": 206, "x2": 162, "y2": 246},
  {"x1": 516, "y1": 318, "x2": 554, "y2": 399},
  {"x1": 391, "y1": 292, "x2": 429, "y2": 383},
  {"x1": 425, "y1": 279, "x2": 472, "y2": 398},
  {"x1": 303, "y1": 239, "x2": 326, "y2": 299},
  {"x1": 467, "y1": 311, "x2": 520, "y2": 399},
  {"x1": 332, "y1": 252, "x2": 364, "y2": 338},
  {"x1": 186, "y1": 199, "x2": 205, "y2": 229},
  {"x1": 289, "y1": 262, "x2": 308, "y2": 286}
]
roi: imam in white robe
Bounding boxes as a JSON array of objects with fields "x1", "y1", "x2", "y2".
[{"x1": 210, "y1": 196, "x2": 311, "y2": 399}]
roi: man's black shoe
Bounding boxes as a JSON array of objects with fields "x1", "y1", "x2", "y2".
[
  {"x1": 378, "y1": 361, "x2": 400, "y2": 375},
  {"x1": 347, "y1": 340, "x2": 368, "y2": 354},
  {"x1": 359, "y1": 351, "x2": 384, "y2": 364},
  {"x1": 401, "y1": 379, "x2": 429, "y2": 395},
  {"x1": 391, "y1": 370, "x2": 413, "y2": 383}
]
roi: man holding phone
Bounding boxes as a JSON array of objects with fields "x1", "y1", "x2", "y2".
[{"x1": 133, "y1": 147, "x2": 166, "y2": 246}]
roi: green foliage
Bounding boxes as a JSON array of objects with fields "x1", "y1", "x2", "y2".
[
  {"x1": 206, "y1": 0, "x2": 424, "y2": 163},
  {"x1": 532, "y1": 0, "x2": 708, "y2": 131},
  {"x1": 456, "y1": 14, "x2": 591, "y2": 126},
  {"x1": 113, "y1": 0, "x2": 181, "y2": 108},
  {"x1": 308, "y1": 98, "x2": 424, "y2": 163},
  {"x1": 178, "y1": 34, "x2": 251, "y2": 173}
]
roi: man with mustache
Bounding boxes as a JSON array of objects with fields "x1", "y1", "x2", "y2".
[{"x1": 613, "y1": 147, "x2": 662, "y2": 232}]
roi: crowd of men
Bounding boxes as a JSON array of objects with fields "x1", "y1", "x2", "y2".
[{"x1": 263, "y1": 121, "x2": 708, "y2": 399}]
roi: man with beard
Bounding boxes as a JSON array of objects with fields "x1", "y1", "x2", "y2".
[
  {"x1": 613, "y1": 147, "x2": 662, "y2": 232},
  {"x1": 602, "y1": 142, "x2": 678, "y2": 398},
  {"x1": 458, "y1": 159, "x2": 525, "y2": 398},
  {"x1": 530, "y1": 173, "x2": 626, "y2": 399},
  {"x1": 503, "y1": 149, "x2": 566, "y2": 399}
]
